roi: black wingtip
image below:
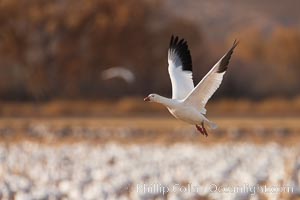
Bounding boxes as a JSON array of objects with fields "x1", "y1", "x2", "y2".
[
  {"x1": 217, "y1": 39, "x2": 239, "y2": 73},
  {"x1": 232, "y1": 39, "x2": 239, "y2": 49},
  {"x1": 170, "y1": 35, "x2": 174, "y2": 47},
  {"x1": 169, "y1": 35, "x2": 193, "y2": 72}
]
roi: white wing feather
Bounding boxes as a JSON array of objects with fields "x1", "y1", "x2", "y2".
[
  {"x1": 168, "y1": 62, "x2": 194, "y2": 100},
  {"x1": 184, "y1": 40, "x2": 239, "y2": 113},
  {"x1": 168, "y1": 36, "x2": 194, "y2": 100}
]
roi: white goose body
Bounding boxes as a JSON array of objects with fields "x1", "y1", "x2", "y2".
[
  {"x1": 168, "y1": 105, "x2": 208, "y2": 125},
  {"x1": 156, "y1": 97, "x2": 206, "y2": 124},
  {"x1": 144, "y1": 35, "x2": 238, "y2": 136}
]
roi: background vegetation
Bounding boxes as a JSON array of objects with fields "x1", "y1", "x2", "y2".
[{"x1": 0, "y1": 0, "x2": 299, "y2": 116}]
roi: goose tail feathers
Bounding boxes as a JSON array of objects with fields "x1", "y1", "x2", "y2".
[{"x1": 207, "y1": 120, "x2": 218, "y2": 129}]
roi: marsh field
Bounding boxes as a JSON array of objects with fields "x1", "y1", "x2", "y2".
[
  {"x1": 1, "y1": 0, "x2": 300, "y2": 199},
  {"x1": 0, "y1": 116, "x2": 299, "y2": 200}
]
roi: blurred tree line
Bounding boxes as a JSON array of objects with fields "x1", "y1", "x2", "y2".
[
  {"x1": 229, "y1": 26, "x2": 300, "y2": 99},
  {"x1": 0, "y1": 0, "x2": 299, "y2": 101}
]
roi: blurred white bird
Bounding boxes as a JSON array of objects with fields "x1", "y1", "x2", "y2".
[
  {"x1": 101, "y1": 67, "x2": 135, "y2": 83},
  {"x1": 144, "y1": 35, "x2": 238, "y2": 137}
]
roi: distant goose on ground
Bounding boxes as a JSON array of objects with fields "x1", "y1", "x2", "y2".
[
  {"x1": 144, "y1": 35, "x2": 238, "y2": 136},
  {"x1": 101, "y1": 67, "x2": 135, "y2": 83}
]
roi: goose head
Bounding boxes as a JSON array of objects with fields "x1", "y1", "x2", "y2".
[{"x1": 144, "y1": 94, "x2": 160, "y2": 103}]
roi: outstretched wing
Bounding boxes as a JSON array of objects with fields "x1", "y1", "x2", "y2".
[
  {"x1": 183, "y1": 40, "x2": 239, "y2": 113},
  {"x1": 168, "y1": 35, "x2": 194, "y2": 100}
]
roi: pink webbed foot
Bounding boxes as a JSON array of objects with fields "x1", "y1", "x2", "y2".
[
  {"x1": 195, "y1": 125, "x2": 206, "y2": 136},
  {"x1": 201, "y1": 122, "x2": 208, "y2": 137}
]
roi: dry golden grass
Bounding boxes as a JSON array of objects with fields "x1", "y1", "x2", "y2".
[
  {"x1": 0, "y1": 97, "x2": 299, "y2": 117},
  {"x1": 0, "y1": 117, "x2": 299, "y2": 146},
  {"x1": 0, "y1": 97, "x2": 299, "y2": 146}
]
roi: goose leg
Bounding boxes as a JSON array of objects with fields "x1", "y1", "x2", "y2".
[
  {"x1": 195, "y1": 125, "x2": 205, "y2": 135},
  {"x1": 201, "y1": 122, "x2": 208, "y2": 137}
]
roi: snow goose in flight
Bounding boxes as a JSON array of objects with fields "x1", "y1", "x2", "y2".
[
  {"x1": 101, "y1": 67, "x2": 135, "y2": 83},
  {"x1": 144, "y1": 35, "x2": 238, "y2": 136}
]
